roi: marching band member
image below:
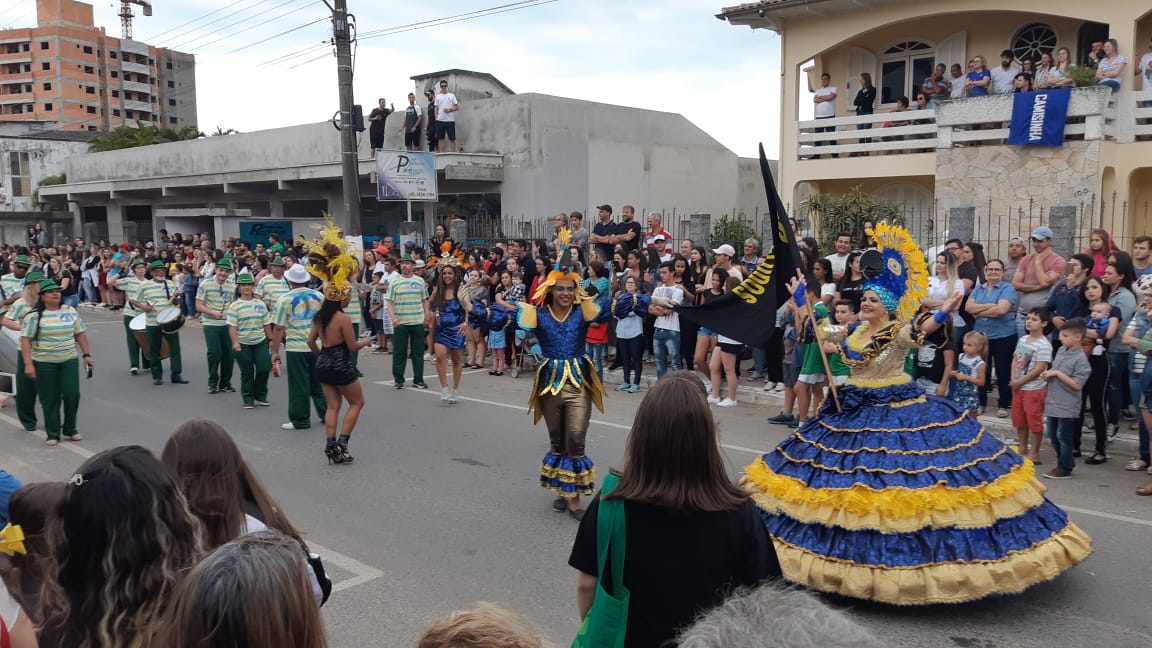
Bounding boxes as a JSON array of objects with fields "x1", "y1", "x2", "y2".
[
  {"x1": 227, "y1": 273, "x2": 274, "y2": 410},
  {"x1": 110, "y1": 259, "x2": 149, "y2": 375},
  {"x1": 131, "y1": 261, "x2": 187, "y2": 386},
  {"x1": 196, "y1": 257, "x2": 236, "y2": 394},
  {"x1": 2, "y1": 271, "x2": 43, "y2": 430},
  {"x1": 21, "y1": 279, "x2": 93, "y2": 445}
]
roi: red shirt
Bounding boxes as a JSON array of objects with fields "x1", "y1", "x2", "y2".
[{"x1": 585, "y1": 321, "x2": 608, "y2": 344}]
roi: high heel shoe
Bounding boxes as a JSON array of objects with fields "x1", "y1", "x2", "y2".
[
  {"x1": 336, "y1": 434, "x2": 354, "y2": 463},
  {"x1": 324, "y1": 440, "x2": 345, "y2": 465}
]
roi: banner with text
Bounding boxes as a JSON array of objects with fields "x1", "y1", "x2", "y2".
[
  {"x1": 239, "y1": 220, "x2": 292, "y2": 250},
  {"x1": 377, "y1": 152, "x2": 438, "y2": 201},
  {"x1": 1007, "y1": 89, "x2": 1071, "y2": 146}
]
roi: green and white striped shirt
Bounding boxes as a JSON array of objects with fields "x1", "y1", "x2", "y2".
[
  {"x1": 197, "y1": 278, "x2": 236, "y2": 327},
  {"x1": 273, "y1": 288, "x2": 323, "y2": 352},
  {"x1": 257, "y1": 274, "x2": 291, "y2": 311},
  {"x1": 5, "y1": 298, "x2": 31, "y2": 327},
  {"x1": 227, "y1": 298, "x2": 272, "y2": 345},
  {"x1": 134, "y1": 279, "x2": 178, "y2": 327},
  {"x1": 22, "y1": 306, "x2": 86, "y2": 363},
  {"x1": 385, "y1": 275, "x2": 427, "y2": 326},
  {"x1": 0, "y1": 273, "x2": 26, "y2": 316},
  {"x1": 116, "y1": 276, "x2": 146, "y2": 317}
]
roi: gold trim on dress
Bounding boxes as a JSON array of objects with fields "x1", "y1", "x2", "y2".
[
  {"x1": 817, "y1": 411, "x2": 974, "y2": 433},
  {"x1": 773, "y1": 446, "x2": 1011, "y2": 474},
  {"x1": 794, "y1": 427, "x2": 988, "y2": 455}
]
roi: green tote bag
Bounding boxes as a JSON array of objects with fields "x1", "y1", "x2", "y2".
[{"x1": 571, "y1": 473, "x2": 629, "y2": 648}]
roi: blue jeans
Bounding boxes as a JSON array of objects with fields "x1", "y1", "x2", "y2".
[
  {"x1": 1046, "y1": 416, "x2": 1078, "y2": 474},
  {"x1": 1107, "y1": 352, "x2": 1130, "y2": 425},
  {"x1": 653, "y1": 328, "x2": 680, "y2": 379},
  {"x1": 585, "y1": 342, "x2": 606, "y2": 382},
  {"x1": 62, "y1": 294, "x2": 79, "y2": 308}
]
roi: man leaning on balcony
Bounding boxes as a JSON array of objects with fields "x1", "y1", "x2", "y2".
[
  {"x1": 814, "y1": 72, "x2": 838, "y2": 158},
  {"x1": 1012, "y1": 226, "x2": 1065, "y2": 338},
  {"x1": 991, "y1": 50, "x2": 1020, "y2": 95}
]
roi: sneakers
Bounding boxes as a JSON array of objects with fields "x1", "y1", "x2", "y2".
[
  {"x1": 767, "y1": 411, "x2": 796, "y2": 424},
  {"x1": 448, "y1": 389, "x2": 458, "y2": 404},
  {"x1": 1107, "y1": 424, "x2": 1120, "y2": 440},
  {"x1": 412, "y1": 381, "x2": 429, "y2": 390},
  {"x1": 254, "y1": 400, "x2": 271, "y2": 407},
  {"x1": 747, "y1": 371, "x2": 764, "y2": 381},
  {"x1": 280, "y1": 423, "x2": 298, "y2": 430},
  {"x1": 787, "y1": 419, "x2": 801, "y2": 429},
  {"x1": 717, "y1": 398, "x2": 737, "y2": 407},
  {"x1": 996, "y1": 408, "x2": 1009, "y2": 418},
  {"x1": 1124, "y1": 458, "x2": 1149, "y2": 471},
  {"x1": 707, "y1": 395, "x2": 720, "y2": 404},
  {"x1": 763, "y1": 381, "x2": 778, "y2": 392},
  {"x1": 243, "y1": 403, "x2": 255, "y2": 410},
  {"x1": 628, "y1": 384, "x2": 639, "y2": 393},
  {"x1": 616, "y1": 383, "x2": 631, "y2": 392},
  {"x1": 394, "y1": 381, "x2": 405, "y2": 389},
  {"x1": 130, "y1": 367, "x2": 139, "y2": 375},
  {"x1": 423, "y1": 352, "x2": 433, "y2": 361},
  {"x1": 1122, "y1": 408, "x2": 1137, "y2": 422},
  {"x1": 1042, "y1": 468, "x2": 1072, "y2": 479},
  {"x1": 441, "y1": 387, "x2": 451, "y2": 403}
]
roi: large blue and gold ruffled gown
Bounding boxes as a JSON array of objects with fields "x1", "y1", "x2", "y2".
[{"x1": 745, "y1": 315, "x2": 1092, "y2": 605}]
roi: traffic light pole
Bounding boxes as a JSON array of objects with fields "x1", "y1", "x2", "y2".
[{"x1": 331, "y1": 0, "x2": 360, "y2": 236}]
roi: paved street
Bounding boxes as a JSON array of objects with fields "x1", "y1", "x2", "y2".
[{"x1": 3, "y1": 308, "x2": 1152, "y2": 647}]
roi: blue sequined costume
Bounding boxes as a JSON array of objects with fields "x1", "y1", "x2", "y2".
[
  {"x1": 744, "y1": 314, "x2": 1092, "y2": 605},
  {"x1": 434, "y1": 298, "x2": 466, "y2": 350}
]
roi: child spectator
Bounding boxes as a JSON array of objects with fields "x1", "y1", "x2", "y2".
[
  {"x1": 1010, "y1": 307, "x2": 1054, "y2": 462},
  {"x1": 368, "y1": 271, "x2": 389, "y2": 353},
  {"x1": 794, "y1": 299, "x2": 829, "y2": 425},
  {"x1": 950, "y1": 331, "x2": 988, "y2": 418},
  {"x1": 767, "y1": 304, "x2": 801, "y2": 426},
  {"x1": 584, "y1": 285, "x2": 608, "y2": 381},
  {"x1": 824, "y1": 299, "x2": 857, "y2": 388},
  {"x1": 1085, "y1": 301, "x2": 1113, "y2": 356},
  {"x1": 613, "y1": 276, "x2": 647, "y2": 394},
  {"x1": 1042, "y1": 319, "x2": 1092, "y2": 479},
  {"x1": 914, "y1": 324, "x2": 955, "y2": 397}
]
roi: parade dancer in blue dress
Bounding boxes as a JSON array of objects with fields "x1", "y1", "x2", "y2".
[
  {"x1": 743, "y1": 222, "x2": 1092, "y2": 605},
  {"x1": 431, "y1": 261, "x2": 468, "y2": 405},
  {"x1": 462, "y1": 229, "x2": 609, "y2": 520}
]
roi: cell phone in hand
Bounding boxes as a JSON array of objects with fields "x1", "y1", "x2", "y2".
[
  {"x1": 86, "y1": 365, "x2": 93, "y2": 379},
  {"x1": 1064, "y1": 262, "x2": 1074, "y2": 276}
]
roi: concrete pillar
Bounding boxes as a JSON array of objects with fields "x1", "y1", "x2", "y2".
[
  {"x1": 689, "y1": 213, "x2": 711, "y2": 249},
  {"x1": 106, "y1": 203, "x2": 126, "y2": 243},
  {"x1": 448, "y1": 217, "x2": 467, "y2": 243},
  {"x1": 1048, "y1": 205, "x2": 1079, "y2": 259},
  {"x1": 948, "y1": 207, "x2": 975, "y2": 245}
]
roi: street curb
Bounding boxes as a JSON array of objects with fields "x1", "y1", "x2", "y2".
[{"x1": 599, "y1": 366, "x2": 1142, "y2": 456}]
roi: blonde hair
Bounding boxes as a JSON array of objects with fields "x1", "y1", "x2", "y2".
[
  {"x1": 418, "y1": 603, "x2": 548, "y2": 648},
  {"x1": 963, "y1": 330, "x2": 990, "y2": 362}
]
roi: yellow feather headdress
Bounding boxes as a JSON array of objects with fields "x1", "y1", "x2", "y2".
[
  {"x1": 303, "y1": 214, "x2": 360, "y2": 301},
  {"x1": 862, "y1": 222, "x2": 929, "y2": 322},
  {"x1": 531, "y1": 227, "x2": 586, "y2": 303}
]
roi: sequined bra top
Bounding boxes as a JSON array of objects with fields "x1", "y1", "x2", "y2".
[{"x1": 821, "y1": 314, "x2": 935, "y2": 387}]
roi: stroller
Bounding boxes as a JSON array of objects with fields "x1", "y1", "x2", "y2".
[{"x1": 511, "y1": 328, "x2": 543, "y2": 378}]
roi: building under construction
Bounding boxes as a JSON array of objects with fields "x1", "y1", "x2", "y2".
[{"x1": 0, "y1": 0, "x2": 196, "y2": 131}]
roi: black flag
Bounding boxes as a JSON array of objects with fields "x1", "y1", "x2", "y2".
[{"x1": 675, "y1": 144, "x2": 803, "y2": 346}]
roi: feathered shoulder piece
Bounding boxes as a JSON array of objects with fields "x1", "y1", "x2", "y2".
[
  {"x1": 427, "y1": 240, "x2": 469, "y2": 269},
  {"x1": 303, "y1": 214, "x2": 360, "y2": 301},
  {"x1": 861, "y1": 222, "x2": 928, "y2": 322}
]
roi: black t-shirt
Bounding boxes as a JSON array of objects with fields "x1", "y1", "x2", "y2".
[
  {"x1": 836, "y1": 275, "x2": 864, "y2": 311},
  {"x1": 957, "y1": 262, "x2": 980, "y2": 327},
  {"x1": 368, "y1": 107, "x2": 391, "y2": 135},
  {"x1": 618, "y1": 220, "x2": 643, "y2": 253},
  {"x1": 569, "y1": 496, "x2": 779, "y2": 648},
  {"x1": 403, "y1": 104, "x2": 421, "y2": 131},
  {"x1": 592, "y1": 221, "x2": 618, "y2": 263}
]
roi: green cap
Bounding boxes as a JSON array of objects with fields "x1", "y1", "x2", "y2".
[
  {"x1": 149, "y1": 260, "x2": 166, "y2": 270},
  {"x1": 236, "y1": 273, "x2": 254, "y2": 285},
  {"x1": 131, "y1": 258, "x2": 147, "y2": 268},
  {"x1": 400, "y1": 254, "x2": 414, "y2": 261},
  {"x1": 38, "y1": 279, "x2": 61, "y2": 292},
  {"x1": 13, "y1": 255, "x2": 31, "y2": 266},
  {"x1": 25, "y1": 271, "x2": 44, "y2": 283},
  {"x1": 216, "y1": 257, "x2": 233, "y2": 270},
  {"x1": 270, "y1": 257, "x2": 285, "y2": 267}
]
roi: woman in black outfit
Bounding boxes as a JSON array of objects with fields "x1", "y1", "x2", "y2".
[
  {"x1": 569, "y1": 374, "x2": 780, "y2": 648},
  {"x1": 853, "y1": 72, "x2": 877, "y2": 155},
  {"x1": 308, "y1": 287, "x2": 372, "y2": 464}
]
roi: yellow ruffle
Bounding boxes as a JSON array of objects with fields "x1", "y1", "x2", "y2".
[
  {"x1": 771, "y1": 522, "x2": 1093, "y2": 605},
  {"x1": 744, "y1": 458, "x2": 1043, "y2": 532}
]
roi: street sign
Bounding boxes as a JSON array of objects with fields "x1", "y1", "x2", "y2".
[{"x1": 376, "y1": 152, "x2": 438, "y2": 201}]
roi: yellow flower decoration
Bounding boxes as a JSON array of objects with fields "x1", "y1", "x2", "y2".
[{"x1": 0, "y1": 523, "x2": 26, "y2": 556}]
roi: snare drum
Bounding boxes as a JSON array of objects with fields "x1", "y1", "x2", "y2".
[
  {"x1": 156, "y1": 307, "x2": 185, "y2": 333},
  {"x1": 0, "y1": 327, "x2": 20, "y2": 374},
  {"x1": 129, "y1": 313, "x2": 147, "y2": 332}
]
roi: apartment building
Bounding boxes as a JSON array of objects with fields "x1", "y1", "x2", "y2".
[{"x1": 0, "y1": 0, "x2": 196, "y2": 132}]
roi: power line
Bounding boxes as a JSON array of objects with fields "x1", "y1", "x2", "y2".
[
  {"x1": 227, "y1": 16, "x2": 328, "y2": 55},
  {"x1": 139, "y1": 0, "x2": 254, "y2": 42},
  {"x1": 157, "y1": 0, "x2": 281, "y2": 48},
  {"x1": 0, "y1": 2, "x2": 25, "y2": 20},
  {"x1": 164, "y1": 0, "x2": 308, "y2": 51},
  {"x1": 187, "y1": 3, "x2": 316, "y2": 52}
]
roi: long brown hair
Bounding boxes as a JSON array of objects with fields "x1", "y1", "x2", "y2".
[
  {"x1": 607, "y1": 375, "x2": 748, "y2": 512},
  {"x1": 0, "y1": 482, "x2": 66, "y2": 623},
  {"x1": 161, "y1": 419, "x2": 301, "y2": 550},
  {"x1": 156, "y1": 530, "x2": 327, "y2": 648}
]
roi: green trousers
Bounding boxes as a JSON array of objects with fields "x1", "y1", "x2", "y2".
[
  {"x1": 146, "y1": 326, "x2": 183, "y2": 381},
  {"x1": 203, "y1": 325, "x2": 234, "y2": 389},
  {"x1": 286, "y1": 351, "x2": 327, "y2": 429},
  {"x1": 235, "y1": 339, "x2": 271, "y2": 405},
  {"x1": 15, "y1": 351, "x2": 37, "y2": 431},
  {"x1": 392, "y1": 323, "x2": 426, "y2": 384},
  {"x1": 34, "y1": 358, "x2": 79, "y2": 441},
  {"x1": 351, "y1": 323, "x2": 360, "y2": 370},
  {"x1": 123, "y1": 315, "x2": 150, "y2": 370}
]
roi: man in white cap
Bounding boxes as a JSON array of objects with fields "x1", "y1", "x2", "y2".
[
  {"x1": 1012, "y1": 225, "x2": 1065, "y2": 338},
  {"x1": 271, "y1": 263, "x2": 327, "y2": 430}
]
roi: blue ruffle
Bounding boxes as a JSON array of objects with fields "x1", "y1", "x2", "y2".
[
  {"x1": 762, "y1": 502, "x2": 1073, "y2": 567},
  {"x1": 540, "y1": 452, "x2": 595, "y2": 496}
]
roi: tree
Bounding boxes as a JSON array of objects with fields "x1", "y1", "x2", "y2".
[
  {"x1": 800, "y1": 186, "x2": 905, "y2": 256},
  {"x1": 33, "y1": 173, "x2": 67, "y2": 211},
  {"x1": 87, "y1": 121, "x2": 203, "y2": 152},
  {"x1": 708, "y1": 213, "x2": 758, "y2": 252},
  {"x1": 211, "y1": 126, "x2": 238, "y2": 136}
]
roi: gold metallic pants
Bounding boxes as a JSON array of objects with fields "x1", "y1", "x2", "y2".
[{"x1": 538, "y1": 382, "x2": 591, "y2": 458}]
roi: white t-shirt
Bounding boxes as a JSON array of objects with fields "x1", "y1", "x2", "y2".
[
  {"x1": 1139, "y1": 52, "x2": 1152, "y2": 91},
  {"x1": 434, "y1": 92, "x2": 458, "y2": 123},
  {"x1": 829, "y1": 253, "x2": 849, "y2": 275},
  {"x1": 814, "y1": 86, "x2": 837, "y2": 118},
  {"x1": 990, "y1": 64, "x2": 1019, "y2": 94},
  {"x1": 652, "y1": 284, "x2": 684, "y2": 332},
  {"x1": 950, "y1": 75, "x2": 966, "y2": 98},
  {"x1": 927, "y1": 276, "x2": 966, "y2": 326}
]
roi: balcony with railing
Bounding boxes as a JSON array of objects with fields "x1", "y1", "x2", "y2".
[{"x1": 796, "y1": 87, "x2": 1152, "y2": 161}]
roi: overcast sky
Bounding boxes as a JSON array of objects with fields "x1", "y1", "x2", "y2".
[{"x1": 66, "y1": 0, "x2": 783, "y2": 157}]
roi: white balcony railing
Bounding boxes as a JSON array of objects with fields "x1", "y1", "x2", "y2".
[{"x1": 795, "y1": 86, "x2": 1150, "y2": 159}]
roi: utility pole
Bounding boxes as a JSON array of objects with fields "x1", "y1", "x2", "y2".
[{"x1": 329, "y1": 0, "x2": 360, "y2": 235}]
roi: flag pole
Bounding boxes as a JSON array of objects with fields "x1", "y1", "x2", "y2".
[{"x1": 802, "y1": 296, "x2": 842, "y2": 413}]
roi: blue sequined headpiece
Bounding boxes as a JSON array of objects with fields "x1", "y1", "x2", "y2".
[{"x1": 865, "y1": 284, "x2": 899, "y2": 312}]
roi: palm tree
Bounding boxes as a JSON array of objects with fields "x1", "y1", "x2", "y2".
[
  {"x1": 87, "y1": 122, "x2": 203, "y2": 151},
  {"x1": 211, "y1": 126, "x2": 238, "y2": 136},
  {"x1": 33, "y1": 174, "x2": 67, "y2": 211}
]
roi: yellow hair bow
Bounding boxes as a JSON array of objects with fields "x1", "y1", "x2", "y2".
[{"x1": 0, "y1": 523, "x2": 26, "y2": 556}]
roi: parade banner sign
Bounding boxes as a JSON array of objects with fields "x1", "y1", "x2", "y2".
[
  {"x1": 377, "y1": 152, "x2": 438, "y2": 201},
  {"x1": 239, "y1": 220, "x2": 292, "y2": 250},
  {"x1": 1007, "y1": 89, "x2": 1071, "y2": 146},
  {"x1": 675, "y1": 144, "x2": 803, "y2": 346}
]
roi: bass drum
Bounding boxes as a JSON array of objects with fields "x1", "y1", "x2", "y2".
[
  {"x1": 156, "y1": 307, "x2": 185, "y2": 333},
  {"x1": 0, "y1": 327, "x2": 19, "y2": 374},
  {"x1": 133, "y1": 329, "x2": 171, "y2": 361}
]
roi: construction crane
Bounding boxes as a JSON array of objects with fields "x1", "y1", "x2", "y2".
[{"x1": 118, "y1": 0, "x2": 153, "y2": 40}]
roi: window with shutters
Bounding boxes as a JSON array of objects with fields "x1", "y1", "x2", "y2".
[{"x1": 9, "y1": 152, "x2": 30, "y2": 198}]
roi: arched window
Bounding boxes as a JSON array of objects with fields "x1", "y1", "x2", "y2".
[
  {"x1": 879, "y1": 41, "x2": 935, "y2": 108},
  {"x1": 1011, "y1": 23, "x2": 1058, "y2": 63}
]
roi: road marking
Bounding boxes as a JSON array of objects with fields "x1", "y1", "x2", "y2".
[
  {"x1": 1062, "y1": 505, "x2": 1152, "y2": 528},
  {"x1": 0, "y1": 412, "x2": 381, "y2": 593}
]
